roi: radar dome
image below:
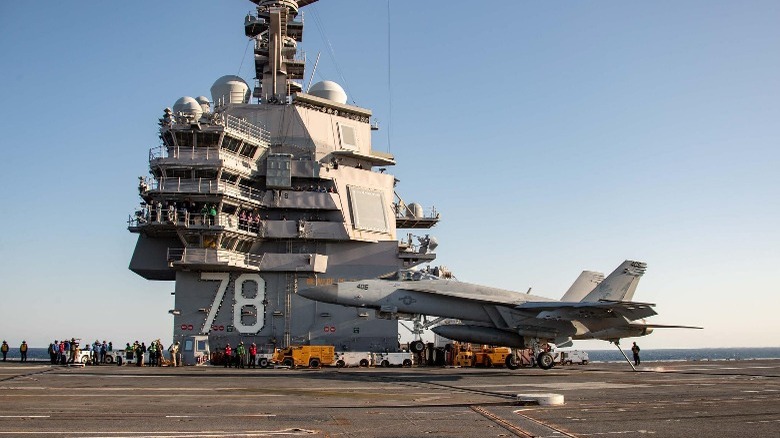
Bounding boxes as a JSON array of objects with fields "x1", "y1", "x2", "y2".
[
  {"x1": 210, "y1": 75, "x2": 250, "y2": 105},
  {"x1": 172, "y1": 96, "x2": 203, "y2": 120},
  {"x1": 309, "y1": 81, "x2": 348, "y2": 104},
  {"x1": 406, "y1": 203, "x2": 423, "y2": 219},
  {"x1": 195, "y1": 96, "x2": 211, "y2": 113}
]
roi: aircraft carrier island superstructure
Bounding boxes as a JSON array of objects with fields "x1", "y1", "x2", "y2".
[{"x1": 128, "y1": 0, "x2": 439, "y2": 352}]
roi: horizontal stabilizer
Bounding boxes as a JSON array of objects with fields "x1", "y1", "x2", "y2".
[{"x1": 632, "y1": 323, "x2": 703, "y2": 330}]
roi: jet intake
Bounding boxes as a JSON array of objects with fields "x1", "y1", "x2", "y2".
[{"x1": 432, "y1": 325, "x2": 525, "y2": 348}]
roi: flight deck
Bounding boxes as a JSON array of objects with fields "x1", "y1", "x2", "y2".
[{"x1": 1, "y1": 360, "x2": 778, "y2": 437}]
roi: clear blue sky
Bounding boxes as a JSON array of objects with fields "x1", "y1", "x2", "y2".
[{"x1": 0, "y1": 1, "x2": 777, "y2": 349}]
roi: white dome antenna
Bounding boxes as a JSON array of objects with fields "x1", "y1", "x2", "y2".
[
  {"x1": 309, "y1": 81, "x2": 348, "y2": 104},
  {"x1": 172, "y1": 96, "x2": 203, "y2": 122},
  {"x1": 210, "y1": 75, "x2": 250, "y2": 107}
]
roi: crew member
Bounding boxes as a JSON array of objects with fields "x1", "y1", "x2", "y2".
[
  {"x1": 248, "y1": 343, "x2": 257, "y2": 368},
  {"x1": 168, "y1": 341, "x2": 179, "y2": 367},
  {"x1": 1, "y1": 341, "x2": 8, "y2": 361},
  {"x1": 19, "y1": 341, "x2": 28, "y2": 362},
  {"x1": 135, "y1": 343, "x2": 144, "y2": 367},
  {"x1": 224, "y1": 344, "x2": 232, "y2": 368},
  {"x1": 125, "y1": 343, "x2": 134, "y2": 364},
  {"x1": 236, "y1": 342, "x2": 246, "y2": 369},
  {"x1": 631, "y1": 342, "x2": 641, "y2": 366},
  {"x1": 148, "y1": 342, "x2": 157, "y2": 366}
]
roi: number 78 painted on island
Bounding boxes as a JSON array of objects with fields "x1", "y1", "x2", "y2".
[{"x1": 200, "y1": 272, "x2": 266, "y2": 334}]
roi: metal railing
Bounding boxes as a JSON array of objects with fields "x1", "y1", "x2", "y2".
[
  {"x1": 148, "y1": 145, "x2": 257, "y2": 171},
  {"x1": 128, "y1": 208, "x2": 265, "y2": 236},
  {"x1": 222, "y1": 113, "x2": 270, "y2": 145},
  {"x1": 146, "y1": 178, "x2": 265, "y2": 202},
  {"x1": 167, "y1": 247, "x2": 265, "y2": 269}
]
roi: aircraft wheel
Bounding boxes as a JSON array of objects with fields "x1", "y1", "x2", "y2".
[
  {"x1": 259, "y1": 358, "x2": 269, "y2": 368},
  {"x1": 505, "y1": 354, "x2": 519, "y2": 370},
  {"x1": 308, "y1": 358, "x2": 321, "y2": 368},
  {"x1": 410, "y1": 341, "x2": 424, "y2": 353},
  {"x1": 402, "y1": 359, "x2": 412, "y2": 367},
  {"x1": 537, "y1": 352, "x2": 554, "y2": 370}
]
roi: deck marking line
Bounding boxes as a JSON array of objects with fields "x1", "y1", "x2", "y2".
[{"x1": 471, "y1": 405, "x2": 534, "y2": 438}]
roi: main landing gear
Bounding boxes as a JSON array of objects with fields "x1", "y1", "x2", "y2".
[{"x1": 536, "y1": 351, "x2": 555, "y2": 370}]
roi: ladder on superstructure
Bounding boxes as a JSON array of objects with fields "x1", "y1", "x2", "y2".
[{"x1": 283, "y1": 239, "x2": 294, "y2": 348}]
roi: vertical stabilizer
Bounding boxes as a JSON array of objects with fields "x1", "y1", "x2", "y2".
[
  {"x1": 581, "y1": 261, "x2": 646, "y2": 302},
  {"x1": 560, "y1": 271, "x2": 605, "y2": 302}
]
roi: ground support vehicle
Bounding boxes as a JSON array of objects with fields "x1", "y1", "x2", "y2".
[
  {"x1": 77, "y1": 350, "x2": 121, "y2": 365},
  {"x1": 373, "y1": 352, "x2": 413, "y2": 367},
  {"x1": 256, "y1": 353, "x2": 274, "y2": 368},
  {"x1": 473, "y1": 346, "x2": 512, "y2": 367},
  {"x1": 559, "y1": 350, "x2": 589, "y2": 365},
  {"x1": 453, "y1": 350, "x2": 474, "y2": 367},
  {"x1": 272, "y1": 345, "x2": 335, "y2": 368},
  {"x1": 334, "y1": 352, "x2": 371, "y2": 368},
  {"x1": 181, "y1": 336, "x2": 209, "y2": 366}
]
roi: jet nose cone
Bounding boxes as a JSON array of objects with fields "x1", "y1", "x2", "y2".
[{"x1": 298, "y1": 284, "x2": 338, "y2": 304}]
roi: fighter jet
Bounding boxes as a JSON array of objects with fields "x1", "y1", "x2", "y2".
[{"x1": 298, "y1": 260, "x2": 700, "y2": 370}]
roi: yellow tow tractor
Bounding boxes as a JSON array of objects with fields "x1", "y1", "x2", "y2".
[
  {"x1": 272, "y1": 345, "x2": 335, "y2": 368},
  {"x1": 473, "y1": 345, "x2": 512, "y2": 367},
  {"x1": 449, "y1": 342, "x2": 513, "y2": 368}
]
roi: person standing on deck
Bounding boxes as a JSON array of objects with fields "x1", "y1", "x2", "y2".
[
  {"x1": 1, "y1": 341, "x2": 8, "y2": 361},
  {"x1": 168, "y1": 341, "x2": 179, "y2": 367},
  {"x1": 631, "y1": 342, "x2": 641, "y2": 366},
  {"x1": 49, "y1": 342, "x2": 57, "y2": 364},
  {"x1": 19, "y1": 341, "x2": 28, "y2": 362},
  {"x1": 224, "y1": 344, "x2": 232, "y2": 368},
  {"x1": 248, "y1": 343, "x2": 257, "y2": 368},
  {"x1": 101, "y1": 341, "x2": 108, "y2": 364},
  {"x1": 148, "y1": 342, "x2": 157, "y2": 366},
  {"x1": 236, "y1": 342, "x2": 246, "y2": 369}
]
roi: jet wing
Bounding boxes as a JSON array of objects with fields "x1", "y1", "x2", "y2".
[
  {"x1": 399, "y1": 284, "x2": 535, "y2": 307},
  {"x1": 515, "y1": 300, "x2": 657, "y2": 322}
]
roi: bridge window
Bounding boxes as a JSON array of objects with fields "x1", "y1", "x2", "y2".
[
  {"x1": 193, "y1": 169, "x2": 218, "y2": 179},
  {"x1": 240, "y1": 144, "x2": 258, "y2": 159},
  {"x1": 161, "y1": 131, "x2": 174, "y2": 147},
  {"x1": 174, "y1": 132, "x2": 194, "y2": 147},
  {"x1": 196, "y1": 132, "x2": 221, "y2": 148},
  {"x1": 222, "y1": 136, "x2": 242, "y2": 153},
  {"x1": 165, "y1": 169, "x2": 191, "y2": 179},
  {"x1": 221, "y1": 172, "x2": 239, "y2": 184}
]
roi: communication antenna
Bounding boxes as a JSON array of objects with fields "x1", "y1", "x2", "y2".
[{"x1": 306, "y1": 52, "x2": 321, "y2": 92}]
